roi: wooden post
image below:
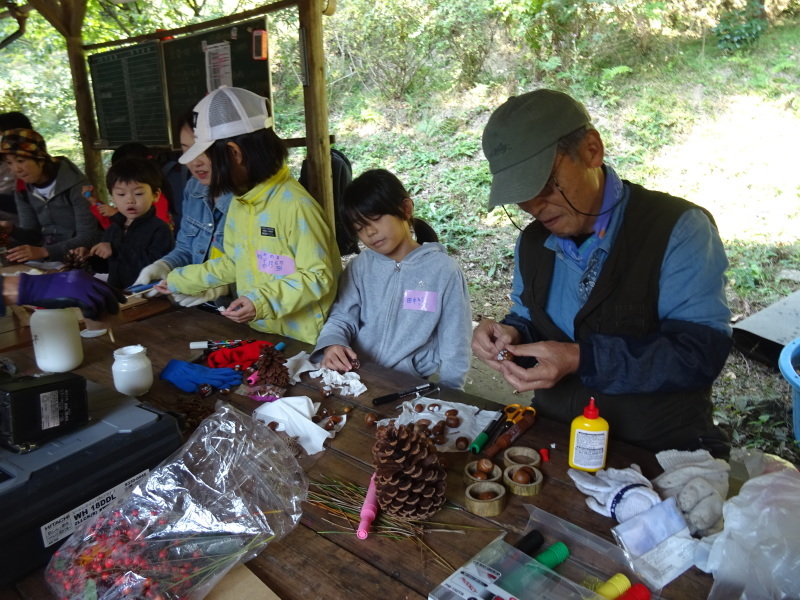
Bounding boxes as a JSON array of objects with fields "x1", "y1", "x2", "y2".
[
  {"x1": 27, "y1": 0, "x2": 105, "y2": 201},
  {"x1": 297, "y1": 0, "x2": 334, "y2": 228},
  {"x1": 65, "y1": 33, "x2": 105, "y2": 201}
]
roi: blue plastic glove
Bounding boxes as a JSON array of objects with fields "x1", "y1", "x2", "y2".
[
  {"x1": 160, "y1": 359, "x2": 243, "y2": 393},
  {"x1": 18, "y1": 271, "x2": 127, "y2": 319}
]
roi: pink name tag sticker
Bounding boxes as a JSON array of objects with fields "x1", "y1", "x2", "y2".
[
  {"x1": 403, "y1": 290, "x2": 439, "y2": 313},
  {"x1": 256, "y1": 251, "x2": 296, "y2": 275}
]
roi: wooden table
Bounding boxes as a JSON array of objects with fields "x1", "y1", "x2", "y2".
[{"x1": 0, "y1": 309, "x2": 714, "y2": 599}]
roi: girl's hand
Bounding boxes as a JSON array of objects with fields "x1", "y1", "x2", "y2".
[
  {"x1": 221, "y1": 296, "x2": 256, "y2": 323},
  {"x1": 97, "y1": 204, "x2": 119, "y2": 218},
  {"x1": 7, "y1": 245, "x2": 48, "y2": 263},
  {"x1": 89, "y1": 242, "x2": 112, "y2": 259},
  {"x1": 69, "y1": 247, "x2": 89, "y2": 259},
  {"x1": 322, "y1": 345, "x2": 358, "y2": 372},
  {"x1": 153, "y1": 280, "x2": 171, "y2": 295}
]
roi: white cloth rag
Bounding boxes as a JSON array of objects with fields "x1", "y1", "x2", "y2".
[{"x1": 253, "y1": 396, "x2": 334, "y2": 455}]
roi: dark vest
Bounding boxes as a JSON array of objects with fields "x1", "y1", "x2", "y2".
[{"x1": 519, "y1": 183, "x2": 728, "y2": 456}]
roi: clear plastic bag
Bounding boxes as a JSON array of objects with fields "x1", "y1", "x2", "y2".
[
  {"x1": 46, "y1": 403, "x2": 308, "y2": 600},
  {"x1": 704, "y1": 468, "x2": 800, "y2": 600}
]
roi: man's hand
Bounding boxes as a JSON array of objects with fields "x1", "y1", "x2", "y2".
[
  {"x1": 471, "y1": 318, "x2": 521, "y2": 371},
  {"x1": 89, "y1": 242, "x2": 113, "y2": 259},
  {"x1": 15, "y1": 271, "x2": 126, "y2": 319},
  {"x1": 322, "y1": 345, "x2": 358, "y2": 372},
  {"x1": 498, "y1": 341, "x2": 580, "y2": 392},
  {"x1": 7, "y1": 244, "x2": 48, "y2": 263},
  {"x1": 221, "y1": 296, "x2": 256, "y2": 323}
]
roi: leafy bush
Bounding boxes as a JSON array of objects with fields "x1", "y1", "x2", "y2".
[{"x1": 713, "y1": 1, "x2": 768, "y2": 52}]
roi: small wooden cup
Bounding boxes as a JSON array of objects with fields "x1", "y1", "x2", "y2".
[
  {"x1": 464, "y1": 460, "x2": 502, "y2": 485},
  {"x1": 465, "y1": 482, "x2": 507, "y2": 517},
  {"x1": 502, "y1": 446, "x2": 542, "y2": 470},
  {"x1": 503, "y1": 465, "x2": 544, "y2": 496}
]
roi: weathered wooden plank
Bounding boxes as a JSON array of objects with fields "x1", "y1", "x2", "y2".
[{"x1": 253, "y1": 525, "x2": 425, "y2": 600}]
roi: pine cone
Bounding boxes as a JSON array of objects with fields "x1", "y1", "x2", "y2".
[
  {"x1": 372, "y1": 424, "x2": 447, "y2": 520},
  {"x1": 252, "y1": 345, "x2": 290, "y2": 388},
  {"x1": 59, "y1": 250, "x2": 93, "y2": 273}
]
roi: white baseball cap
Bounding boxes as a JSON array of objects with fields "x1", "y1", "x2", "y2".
[{"x1": 179, "y1": 86, "x2": 274, "y2": 164}]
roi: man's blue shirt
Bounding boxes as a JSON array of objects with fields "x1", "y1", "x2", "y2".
[{"x1": 506, "y1": 165, "x2": 731, "y2": 394}]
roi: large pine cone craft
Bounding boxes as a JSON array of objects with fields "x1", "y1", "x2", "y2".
[
  {"x1": 252, "y1": 344, "x2": 290, "y2": 388},
  {"x1": 372, "y1": 424, "x2": 447, "y2": 520}
]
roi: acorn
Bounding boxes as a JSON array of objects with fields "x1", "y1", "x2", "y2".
[
  {"x1": 365, "y1": 413, "x2": 378, "y2": 426},
  {"x1": 445, "y1": 415, "x2": 461, "y2": 428},
  {"x1": 512, "y1": 469, "x2": 532, "y2": 485},
  {"x1": 478, "y1": 490, "x2": 497, "y2": 501},
  {"x1": 445, "y1": 409, "x2": 459, "y2": 417},
  {"x1": 414, "y1": 404, "x2": 425, "y2": 413},
  {"x1": 455, "y1": 436, "x2": 469, "y2": 451},
  {"x1": 476, "y1": 458, "x2": 494, "y2": 473},
  {"x1": 497, "y1": 349, "x2": 513, "y2": 361}
]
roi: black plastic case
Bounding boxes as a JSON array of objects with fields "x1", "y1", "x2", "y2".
[{"x1": 0, "y1": 381, "x2": 182, "y2": 585}]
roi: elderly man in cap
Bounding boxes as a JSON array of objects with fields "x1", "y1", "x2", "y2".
[{"x1": 472, "y1": 89, "x2": 732, "y2": 458}]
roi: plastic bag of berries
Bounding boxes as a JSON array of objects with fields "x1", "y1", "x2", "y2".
[{"x1": 46, "y1": 403, "x2": 308, "y2": 600}]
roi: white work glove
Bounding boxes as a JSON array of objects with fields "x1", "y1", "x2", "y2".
[
  {"x1": 172, "y1": 285, "x2": 230, "y2": 307},
  {"x1": 133, "y1": 260, "x2": 172, "y2": 297},
  {"x1": 653, "y1": 449, "x2": 730, "y2": 537},
  {"x1": 568, "y1": 464, "x2": 661, "y2": 523}
]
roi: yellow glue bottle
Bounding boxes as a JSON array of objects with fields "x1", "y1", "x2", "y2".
[{"x1": 568, "y1": 397, "x2": 609, "y2": 472}]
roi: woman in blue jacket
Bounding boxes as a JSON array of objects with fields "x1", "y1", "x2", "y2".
[{"x1": 132, "y1": 113, "x2": 233, "y2": 306}]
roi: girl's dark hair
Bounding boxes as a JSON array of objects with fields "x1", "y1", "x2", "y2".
[
  {"x1": 206, "y1": 128, "x2": 287, "y2": 197},
  {"x1": 0, "y1": 111, "x2": 32, "y2": 131},
  {"x1": 106, "y1": 157, "x2": 163, "y2": 195},
  {"x1": 340, "y1": 169, "x2": 438, "y2": 243}
]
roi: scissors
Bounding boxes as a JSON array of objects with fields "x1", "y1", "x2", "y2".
[{"x1": 488, "y1": 404, "x2": 536, "y2": 445}]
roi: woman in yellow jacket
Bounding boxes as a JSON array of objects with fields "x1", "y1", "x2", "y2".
[{"x1": 158, "y1": 87, "x2": 340, "y2": 344}]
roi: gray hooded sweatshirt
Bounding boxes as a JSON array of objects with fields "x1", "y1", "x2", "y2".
[
  {"x1": 311, "y1": 242, "x2": 472, "y2": 389},
  {"x1": 13, "y1": 157, "x2": 100, "y2": 261}
]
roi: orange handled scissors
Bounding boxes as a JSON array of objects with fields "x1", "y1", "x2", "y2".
[{"x1": 489, "y1": 404, "x2": 536, "y2": 444}]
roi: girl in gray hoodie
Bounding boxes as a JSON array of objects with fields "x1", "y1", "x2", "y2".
[{"x1": 311, "y1": 169, "x2": 472, "y2": 390}]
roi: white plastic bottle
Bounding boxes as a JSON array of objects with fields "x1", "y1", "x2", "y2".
[
  {"x1": 112, "y1": 345, "x2": 153, "y2": 396},
  {"x1": 30, "y1": 308, "x2": 84, "y2": 372}
]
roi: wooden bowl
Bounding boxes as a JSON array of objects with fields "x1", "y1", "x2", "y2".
[
  {"x1": 503, "y1": 465, "x2": 544, "y2": 496},
  {"x1": 502, "y1": 446, "x2": 542, "y2": 470},
  {"x1": 465, "y1": 482, "x2": 507, "y2": 517},
  {"x1": 463, "y1": 460, "x2": 502, "y2": 485}
]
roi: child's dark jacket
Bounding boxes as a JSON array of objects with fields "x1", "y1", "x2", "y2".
[{"x1": 103, "y1": 207, "x2": 174, "y2": 289}]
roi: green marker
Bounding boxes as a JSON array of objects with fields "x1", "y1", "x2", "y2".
[{"x1": 469, "y1": 414, "x2": 505, "y2": 453}]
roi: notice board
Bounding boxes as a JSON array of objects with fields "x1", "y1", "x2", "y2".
[
  {"x1": 162, "y1": 17, "x2": 272, "y2": 146},
  {"x1": 89, "y1": 42, "x2": 169, "y2": 148},
  {"x1": 88, "y1": 17, "x2": 271, "y2": 149}
]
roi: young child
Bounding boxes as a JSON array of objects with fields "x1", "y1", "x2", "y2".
[
  {"x1": 88, "y1": 157, "x2": 174, "y2": 289},
  {"x1": 0, "y1": 128, "x2": 100, "y2": 262},
  {"x1": 310, "y1": 169, "x2": 473, "y2": 390},
  {"x1": 157, "y1": 87, "x2": 340, "y2": 344}
]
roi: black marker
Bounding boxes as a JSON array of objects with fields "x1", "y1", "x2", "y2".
[{"x1": 372, "y1": 383, "x2": 438, "y2": 406}]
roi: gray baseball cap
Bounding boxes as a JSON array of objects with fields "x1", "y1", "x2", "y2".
[{"x1": 482, "y1": 89, "x2": 592, "y2": 208}]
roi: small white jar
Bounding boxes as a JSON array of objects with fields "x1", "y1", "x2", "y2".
[
  {"x1": 112, "y1": 344, "x2": 153, "y2": 396},
  {"x1": 30, "y1": 308, "x2": 84, "y2": 372}
]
